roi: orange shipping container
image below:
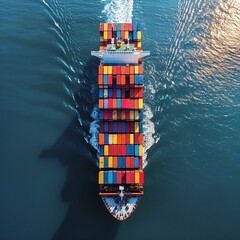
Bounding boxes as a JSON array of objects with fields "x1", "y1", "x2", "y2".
[
  {"x1": 99, "y1": 99, "x2": 103, "y2": 109},
  {"x1": 98, "y1": 75, "x2": 103, "y2": 85},
  {"x1": 99, "y1": 65, "x2": 103, "y2": 75},
  {"x1": 130, "y1": 66, "x2": 134, "y2": 75},
  {"x1": 125, "y1": 66, "x2": 130, "y2": 75},
  {"x1": 117, "y1": 134, "x2": 121, "y2": 144},
  {"x1": 121, "y1": 75, "x2": 126, "y2": 85},
  {"x1": 99, "y1": 133, "x2": 104, "y2": 145},
  {"x1": 130, "y1": 75, "x2": 134, "y2": 84}
]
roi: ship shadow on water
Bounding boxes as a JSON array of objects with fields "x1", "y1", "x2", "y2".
[{"x1": 40, "y1": 58, "x2": 120, "y2": 240}]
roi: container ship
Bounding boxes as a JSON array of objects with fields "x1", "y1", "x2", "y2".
[{"x1": 91, "y1": 23, "x2": 150, "y2": 221}]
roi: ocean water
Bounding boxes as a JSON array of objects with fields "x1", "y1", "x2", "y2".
[{"x1": 1, "y1": 0, "x2": 240, "y2": 239}]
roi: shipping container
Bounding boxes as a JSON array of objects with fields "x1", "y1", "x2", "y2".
[{"x1": 99, "y1": 171, "x2": 104, "y2": 184}]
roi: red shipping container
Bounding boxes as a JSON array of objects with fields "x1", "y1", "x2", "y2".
[
  {"x1": 117, "y1": 122, "x2": 121, "y2": 132},
  {"x1": 113, "y1": 23, "x2": 117, "y2": 31},
  {"x1": 108, "y1": 110, "x2": 112, "y2": 121},
  {"x1": 116, "y1": 66, "x2": 121, "y2": 74},
  {"x1": 126, "y1": 134, "x2": 130, "y2": 144},
  {"x1": 129, "y1": 122, "x2": 135, "y2": 132},
  {"x1": 112, "y1": 89, "x2": 116, "y2": 98},
  {"x1": 122, "y1": 145, "x2": 126, "y2": 155},
  {"x1": 117, "y1": 75, "x2": 121, "y2": 85},
  {"x1": 139, "y1": 171, "x2": 144, "y2": 183},
  {"x1": 99, "y1": 23, "x2": 104, "y2": 32},
  {"x1": 104, "y1": 110, "x2": 108, "y2": 120},
  {"x1": 122, "y1": 99, "x2": 126, "y2": 108},
  {"x1": 121, "y1": 171, "x2": 126, "y2": 183},
  {"x1": 139, "y1": 157, "x2": 143, "y2": 168},
  {"x1": 121, "y1": 31, "x2": 125, "y2": 40},
  {"x1": 100, "y1": 122, "x2": 104, "y2": 132},
  {"x1": 121, "y1": 23, "x2": 125, "y2": 31},
  {"x1": 108, "y1": 145, "x2": 113, "y2": 155},
  {"x1": 112, "y1": 66, "x2": 117, "y2": 75},
  {"x1": 138, "y1": 134, "x2": 143, "y2": 144},
  {"x1": 128, "y1": 23, "x2": 133, "y2": 31},
  {"x1": 121, "y1": 89, "x2": 125, "y2": 98},
  {"x1": 108, "y1": 99, "x2": 112, "y2": 109},
  {"x1": 130, "y1": 171, "x2": 135, "y2": 183},
  {"x1": 130, "y1": 157, "x2": 135, "y2": 168},
  {"x1": 108, "y1": 23, "x2": 112, "y2": 31},
  {"x1": 109, "y1": 122, "x2": 113, "y2": 132},
  {"x1": 126, "y1": 99, "x2": 130, "y2": 109},
  {"x1": 117, "y1": 171, "x2": 121, "y2": 184},
  {"x1": 108, "y1": 75, "x2": 112, "y2": 85},
  {"x1": 130, "y1": 99, "x2": 134, "y2": 109},
  {"x1": 99, "y1": 65, "x2": 103, "y2": 74},
  {"x1": 126, "y1": 157, "x2": 130, "y2": 168},
  {"x1": 126, "y1": 171, "x2": 131, "y2": 184},
  {"x1": 126, "y1": 110, "x2": 130, "y2": 121},
  {"x1": 125, "y1": 66, "x2": 130, "y2": 75},
  {"x1": 117, "y1": 111, "x2": 121, "y2": 120},
  {"x1": 108, "y1": 31, "x2": 112, "y2": 39},
  {"x1": 112, "y1": 145, "x2": 117, "y2": 156}
]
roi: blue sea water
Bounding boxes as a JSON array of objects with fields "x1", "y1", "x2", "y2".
[{"x1": 1, "y1": 0, "x2": 240, "y2": 239}]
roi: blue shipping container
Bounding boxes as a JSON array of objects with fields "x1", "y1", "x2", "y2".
[
  {"x1": 135, "y1": 145, "x2": 139, "y2": 156},
  {"x1": 139, "y1": 75, "x2": 143, "y2": 84},
  {"x1": 104, "y1": 122, "x2": 108, "y2": 132},
  {"x1": 117, "y1": 89, "x2": 121, "y2": 98},
  {"x1": 117, "y1": 99, "x2": 121, "y2": 108},
  {"x1": 134, "y1": 157, "x2": 139, "y2": 168},
  {"x1": 99, "y1": 89, "x2": 103, "y2": 98},
  {"x1": 104, "y1": 99, "x2": 108, "y2": 109},
  {"x1": 113, "y1": 171, "x2": 117, "y2": 184},
  {"x1": 104, "y1": 157, "x2": 108, "y2": 168},
  {"x1": 100, "y1": 110, "x2": 104, "y2": 120},
  {"x1": 109, "y1": 88, "x2": 112, "y2": 98},
  {"x1": 108, "y1": 171, "x2": 113, "y2": 184},
  {"x1": 104, "y1": 171, "x2": 108, "y2": 184},
  {"x1": 104, "y1": 75, "x2": 108, "y2": 85},
  {"x1": 104, "y1": 134, "x2": 108, "y2": 144},
  {"x1": 113, "y1": 122, "x2": 117, "y2": 132},
  {"x1": 134, "y1": 75, "x2": 139, "y2": 84},
  {"x1": 122, "y1": 122, "x2": 126, "y2": 133}
]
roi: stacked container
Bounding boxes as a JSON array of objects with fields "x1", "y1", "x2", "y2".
[
  {"x1": 99, "y1": 23, "x2": 142, "y2": 51},
  {"x1": 98, "y1": 23, "x2": 144, "y2": 190}
]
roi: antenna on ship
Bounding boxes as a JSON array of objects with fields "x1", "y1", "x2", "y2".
[{"x1": 127, "y1": 39, "x2": 130, "y2": 50}]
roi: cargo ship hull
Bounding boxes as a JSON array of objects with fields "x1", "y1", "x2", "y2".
[{"x1": 91, "y1": 23, "x2": 150, "y2": 221}]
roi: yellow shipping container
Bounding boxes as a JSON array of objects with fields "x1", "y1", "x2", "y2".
[
  {"x1": 99, "y1": 157, "x2": 104, "y2": 169},
  {"x1": 137, "y1": 31, "x2": 142, "y2": 40},
  {"x1": 137, "y1": 42, "x2": 142, "y2": 48},
  {"x1": 139, "y1": 99, "x2": 143, "y2": 109},
  {"x1": 135, "y1": 171, "x2": 140, "y2": 184},
  {"x1": 104, "y1": 145, "x2": 109, "y2": 156},
  {"x1": 113, "y1": 110, "x2": 117, "y2": 120},
  {"x1": 134, "y1": 66, "x2": 139, "y2": 74},
  {"x1": 135, "y1": 110, "x2": 139, "y2": 120},
  {"x1": 103, "y1": 66, "x2": 108, "y2": 75},
  {"x1": 108, "y1": 157, "x2": 113, "y2": 168},
  {"x1": 130, "y1": 110, "x2": 134, "y2": 120},
  {"x1": 134, "y1": 122, "x2": 139, "y2": 133},
  {"x1": 98, "y1": 171, "x2": 104, "y2": 184},
  {"x1": 125, "y1": 31, "x2": 129, "y2": 39},
  {"x1": 103, "y1": 31, "x2": 108, "y2": 40},
  {"x1": 104, "y1": 23, "x2": 108, "y2": 31},
  {"x1": 112, "y1": 134, "x2": 117, "y2": 144},
  {"x1": 130, "y1": 134, "x2": 134, "y2": 144},
  {"x1": 139, "y1": 145, "x2": 143, "y2": 156},
  {"x1": 108, "y1": 66, "x2": 112, "y2": 75}
]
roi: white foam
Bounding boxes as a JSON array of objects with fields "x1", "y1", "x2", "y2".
[{"x1": 101, "y1": 0, "x2": 133, "y2": 23}]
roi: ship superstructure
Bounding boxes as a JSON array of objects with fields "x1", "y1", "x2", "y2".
[{"x1": 91, "y1": 23, "x2": 150, "y2": 221}]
